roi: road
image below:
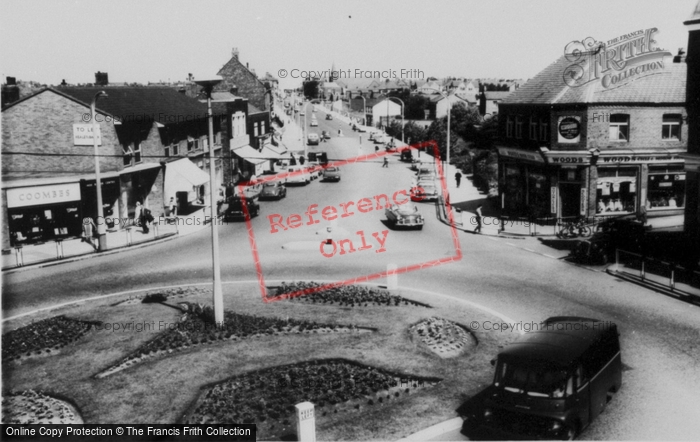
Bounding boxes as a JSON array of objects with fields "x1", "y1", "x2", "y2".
[{"x1": 3, "y1": 98, "x2": 700, "y2": 440}]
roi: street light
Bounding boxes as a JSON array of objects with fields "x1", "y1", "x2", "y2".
[
  {"x1": 91, "y1": 91, "x2": 108, "y2": 251},
  {"x1": 194, "y1": 77, "x2": 224, "y2": 326},
  {"x1": 386, "y1": 96, "x2": 405, "y2": 143}
]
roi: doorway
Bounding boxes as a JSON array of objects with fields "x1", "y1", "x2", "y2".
[{"x1": 559, "y1": 183, "x2": 581, "y2": 219}]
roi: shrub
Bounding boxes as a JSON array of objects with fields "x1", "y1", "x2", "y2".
[{"x1": 142, "y1": 293, "x2": 167, "y2": 303}]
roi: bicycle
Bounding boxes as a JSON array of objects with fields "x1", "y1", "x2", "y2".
[{"x1": 556, "y1": 218, "x2": 592, "y2": 239}]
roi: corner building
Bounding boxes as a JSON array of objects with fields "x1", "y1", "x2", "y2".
[{"x1": 496, "y1": 54, "x2": 687, "y2": 222}]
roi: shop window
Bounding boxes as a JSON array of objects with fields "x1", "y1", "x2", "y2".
[
  {"x1": 506, "y1": 115, "x2": 514, "y2": 138},
  {"x1": 188, "y1": 138, "x2": 196, "y2": 152},
  {"x1": 539, "y1": 118, "x2": 550, "y2": 141},
  {"x1": 515, "y1": 116, "x2": 523, "y2": 139},
  {"x1": 661, "y1": 114, "x2": 681, "y2": 140},
  {"x1": 647, "y1": 169, "x2": 685, "y2": 209},
  {"x1": 609, "y1": 114, "x2": 629, "y2": 141},
  {"x1": 529, "y1": 117, "x2": 538, "y2": 140},
  {"x1": 596, "y1": 168, "x2": 637, "y2": 214}
]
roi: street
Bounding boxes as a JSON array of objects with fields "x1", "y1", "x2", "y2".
[{"x1": 3, "y1": 106, "x2": 700, "y2": 439}]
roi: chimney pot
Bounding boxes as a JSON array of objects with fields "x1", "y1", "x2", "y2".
[{"x1": 232, "y1": 47, "x2": 239, "y2": 59}]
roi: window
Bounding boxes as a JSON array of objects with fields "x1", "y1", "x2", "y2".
[
  {"x1": 596, "y1": 168, "x2": 637, "y2": 214},
  {"x1": 647, "y1": 167, "x2": 685, "y2": 209},
  {"x1": 254, "y1": 122, "x2": 259, "y2": 137},
  {"x1": 133, "y1": 142, "x2": 141, "y2": 163},
  {"x1": 529, "y1": 117, "x2": 538, "y2": 140},
  {"x1": 515, "y1": 116, "x2": 523, "y2": 139},
  {"x1": 661, "y1": 114, "x2": 681, "y2": 140},
  {"x1": 165, "y1": 146, "x2": 170, "y2": 158},
  {"x1": 506, "y1": 115, "x2": 514, "y2": 138},
  {"x1": 539, "y1": 118, "x2": 550, "y2": 141},
  {"x1": 122, "y1": 143, "x2": 133, "y2": 166},
  {"x1": 188, "y1": 138, "x2": 194, "y2": 152},
  {"x1": 609, "y1": 114, "x2": 629, "y2": 141},
  {"x1": 172, "y1": 143, "x2": 179, "y2": 156}
]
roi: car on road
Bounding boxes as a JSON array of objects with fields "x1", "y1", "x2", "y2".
[
  {"x1": 353, "y1": 125, "x2": 371, "y2": 133},
  {"x1": 374, "y1": 133, "x2": 387, "y2": 144},
  {"x1": 325, "y1": 114, "x2": 333, "y2": 120},
  {"x1": 466, "y1": 316, "x2": 622, "y2": 441},
  {"x1": 385, "y1": 204, "x2": 424, "y2": 230},
  {"x1": 300, "y1": 110, "x2": 305, "y2": 116},
  {"x1": 307, "y1": 133, "x2": 320, "y2": 145},
  {"x1": 310, "y1": 118, "x2": 318, "y2": 127},
  {"x1": 411, "y1": 182, "x2": 438, "y2": 202},
  {"x1": 224, "y1": 196, "x2": 260, "y2": 221},
  {"x1": 285, "y1": 165, "x2": 311, "y2": 185},
  {"x1": 259, "y1": 181, "x2": 287, "y2": 200},
  {"x1": 321, "y1": 166, "x2": 341, "y2": 182}
]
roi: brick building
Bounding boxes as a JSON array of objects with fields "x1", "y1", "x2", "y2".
[
  {"x1": 496, "y1": 50, "x2": 687, "y2": 222},
  {"x1": 1, "y1": 86, "x2": 239, "y2": 250},
  {"x1": 216, "y1": 48, "x2": 271, "y2": 112}
]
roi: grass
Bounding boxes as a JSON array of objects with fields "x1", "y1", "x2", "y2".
[{"x1": 2, "y1": 283, "x2": 515, "y2": 440}]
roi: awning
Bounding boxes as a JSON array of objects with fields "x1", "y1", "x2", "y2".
[
  {"x1": 262, "y1": 145, "x2": 292, "y2": 160},
  {"x1": 232, "y1": 145, "x2": 268, "y2": 165},
  {"x1": 120, "y1": 162, "x2": 162, "y2": 175},
  {"x1": 164, "y1": 158, "x2": 210, "y2": 202}
]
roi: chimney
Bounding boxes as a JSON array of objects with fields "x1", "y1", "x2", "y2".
[
  {"x1": 232, "y1": 47, "x2": 239, "y2": 59},
  {"x1": 673, "y1": 48, "x2": 687, "y2": 63},
  {"x1": 6, "y1": 76, "x2": 16, "y2": 86},
  {"x1": 95, "y1": 71, "x2": 108, "y2": 86},
  {"x1": 246, "y1": 62, "x2": 249, "y2": 69}
]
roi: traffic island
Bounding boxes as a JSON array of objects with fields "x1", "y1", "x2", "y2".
[{"x1": 1, "y1": 282, "x2": 516, "y2": 440}]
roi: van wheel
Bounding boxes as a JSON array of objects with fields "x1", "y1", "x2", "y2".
[{"x1": 561, "y1": 424, "x2": 578, "y2": 441}]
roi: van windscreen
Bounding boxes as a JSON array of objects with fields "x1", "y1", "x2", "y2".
[{"x1": 496, "y1": 362, "x2": 572, "y2": 398}]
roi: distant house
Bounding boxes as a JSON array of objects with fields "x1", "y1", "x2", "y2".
[
  {"x1": 370, "y1": 99, "x2": 403, "y2": 127},
  {"x1": 433, "y1": 93, "x2": 476, "y2": 119},
  {"x1": 417, "y1": 80, "x2": 443, "y2": 95},
  {"x1": 479, "y1": 91, "x2": 512, "y2": 117}
]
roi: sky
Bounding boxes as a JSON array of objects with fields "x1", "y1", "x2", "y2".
[{"x1": 0, "y1": 0, "x2": 697, "y2": 90}]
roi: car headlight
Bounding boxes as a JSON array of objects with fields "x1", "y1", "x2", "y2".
[{"x1": 483, "y1": 408, "x2": 493, "y2": 419}]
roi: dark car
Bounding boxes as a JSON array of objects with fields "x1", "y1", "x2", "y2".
[
  {"x1": 321, "y1": 166, "x2": 341, "y2": 182},
  {"x1": 466, "y1": 317, "x2": 622, "y2": 441},
  {"x1": 224, "y1": 196, "x2": 260, "y2": 221},
  {"x1": 385, "y1": 204, "x2": 424, "y2": 230},
  {"x1": 259, "y1": 182, "x2": 287, "y2": 200},
  {"x1": 325, "y1": 114, "x2": 333, "y2": 120}
]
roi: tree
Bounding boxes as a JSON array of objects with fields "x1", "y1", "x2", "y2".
[
  {"x1": 303, "y1": 80, "x2": 320, "y2": 98},
  {"x1": 403, "y1": 121, "x2": 428, "y2": 146},
  {"x1": 448, "y1": 102, "x2": 482, "y2": 142},
  {"x1": 426, "y1": 118, "x2": 459, "y2": 163}
]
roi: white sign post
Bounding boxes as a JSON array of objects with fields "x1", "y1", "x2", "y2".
[
  {"x1": 295, "y1": 402, "x2": 316, "y2": 442},
  {"x1": 73, "y1": 124, "x2": 102, "y2": 146}
]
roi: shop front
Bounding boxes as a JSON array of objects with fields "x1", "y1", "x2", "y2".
[
  {"x1": 497, "y1": 147, "x2": 550, "y2": 219},
  {"x1": 5, "y1": 182, "x2": 83, "y2": 246}
]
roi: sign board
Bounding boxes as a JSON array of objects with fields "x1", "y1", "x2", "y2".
[
  {"x1": 557, "y1": 116, "x2": 581, "y2": 143},
  {"x1": 550, "y1": 187, "x2": 558, "y2": 214},
  {"x1": 7, "y1": 182, "x2": 81, "y2": 208},
  {"x1": 295, "y1": 402, "x2": 316, "y2": 442},
  {"x1": 497, "y1": 147, "x2": 545, "y2": 164},
  {"x1": 546, "y1": 151, "x2": 591, "y2": 165},
  {"x1": 599, "y1": 154, "x2": 683, "y2": 165},
  {"x1": 73, "y1": 124, "x2": 102, "y2": 146}
]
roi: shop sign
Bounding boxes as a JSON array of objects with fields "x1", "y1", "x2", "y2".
[
  {"x1": 7, "y1": 183, "x2": 81, "y2": 208},
  {"x1": 580, "y1": 188, "x2": 588, "y2": 215},
  {"x1": 550, "y1": 187, "x2": 558, "y2": 214},
  {"x1": 546, "y1": 152, "x2": 591, "y2": 165},
  {"x1": 73, "y1": 124, "x2": 102, "y2": 146},
  {"x1": 600, "y1": 154, "x2": 683, "y2": 164},
  {"x1": 497, "y1": 147, "x2": 545, "y2": 163},
  {"x1": 557, "y1": 116, "x2": 581, "y2": 143}
]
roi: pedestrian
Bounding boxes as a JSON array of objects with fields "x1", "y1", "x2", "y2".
[
  {"x1": 141, "y1": 207, "x2": 153, "y2": 234},
  {"x1": 474, "y1": 204, "x2": 483, "y2": 233},
  {"x1": 167, "y1": 197, "x2": 177, "y2": 219},
  {"x1": 375, "y1": 145, "x2": 379, "y2": 153},
  {"x1": 638, "y1": 204, "x2": 647, "y2": 225},
  {"x1": 455, "y1": 171, "x2": 462, "y2": 188},
  {"x1": 82, "y1": 217, "x2": 98, "y2": 250},
  {"x1": 134, "y1": 201, "x2": 142, "y2": 227},
  {"x1": 382, "y1": 157, "x2": 389, "y2": 168}
]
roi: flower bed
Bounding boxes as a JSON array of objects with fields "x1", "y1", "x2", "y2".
[
  {"x1": 270, "y1": 282, "x2": 431, "y2": 307},
  {"x1": 111, "y1": 286, "x2": 210, "y2": 306},
  {"x1": 96, "y1": 303, "x2": 372, "y2": 378},
  {"x1": 2, "y1": 316, "x2": 101, "y2": 363},
  {"x1": 410, "y1": 317, "x2": 477, "y2": 358},
  {"x1": 183, "y1": 359, "x2": 441, "y2": 440},
  {"x1": 2, "y1": 390, "x2": 83, "y2": 424}
]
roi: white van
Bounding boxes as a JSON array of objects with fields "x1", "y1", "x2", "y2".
[{"x1": 285, "y1": 166, "x2": 311, "y2": 185}]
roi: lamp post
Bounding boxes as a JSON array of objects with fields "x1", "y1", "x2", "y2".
[
  {"x1": 386, "y1": 97, "x2": 405, "y2": 143},
  {"x1": 91, "y1": 91, "x2": 108, "y2": 251},
  {"x1": 195, "y1": 77, "x2": 224, "y2": 326}
]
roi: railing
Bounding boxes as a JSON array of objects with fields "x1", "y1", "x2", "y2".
[{"x1": 614, "y1": 249, "x2": 700, "y2": 293}]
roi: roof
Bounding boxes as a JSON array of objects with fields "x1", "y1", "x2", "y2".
[
  {"x1": 58, "y1": 86, "x2": 225, "y2": 125},
  {"x1": 502, "y1": 54, "x2": 684, "y2": 105},
  {"x1": 247, "y1": 103, "x2": 265, "y2": 115},
  {"x1": 685, "y1": 0, "x2": 700, "y2": 25},
  {"x1": 498, "y1": 317, "x2": 617, "y2": 367},
  {"x1": 484, "y1": 91, "x2": 512, "y2": 100}
]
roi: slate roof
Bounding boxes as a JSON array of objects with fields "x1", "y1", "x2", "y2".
[
  {"x1": 58, "y1": 86, "x2": 227, "y2": 125},
  {"x1": 248, "y1": 103, "x2": 264, "y2": 114},
  {"x1": 502, "y1": 54, "x2": 685, "y2": 105},
  {"x1": 483, "y1": 91, "x2": 512, "y2": 100}
]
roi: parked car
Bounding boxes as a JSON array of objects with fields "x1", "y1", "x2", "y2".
[
  {"x1": 466, "y1": 316, "x2": 622, "y2": 441},
  {"x1": 368, "y1": 130, "x2": 381, "y2": 141},
  {"x1": 259, "y1": 181, "x2": 287, "y2": 200},
  {"x1": 325, "y1": 114, "x2": 333, "y2": 120},
  {"x1": 354, "y1": 125, "x2": 370, "y2": 133},
  {"x1": 300, "y1": 111, "x2": 305, "y2": 116},
  {"x1": 310, "y1": 118, "x2": 318, "y2": 127},
  {"x1": 307, "y1": 133, "x2": 320, "y2": 145},
  {"x1": 321, "y1": 166, "x2": 341, "y2": 182},
  {"x1": 285, "y1": 165, "x2": 311, "y2": 185},
  {"x1": 411, "y1": 183, "x2": 439, "y2": 202},
  {"x1": 385, "y1": 204, "x2": 424, "y2": 230},
  {"x1": 374, "y1": 133, "x2": 387, "y2": 144},
  {"x1": 224, "y1": 196, "x2": 260, "y2": 221}
]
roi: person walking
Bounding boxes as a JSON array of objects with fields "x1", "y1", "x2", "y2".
[
  {"x1": 455, "y1": 171, "x2": 462, "y2": 188},
  {"x1": 134, "y1": 201, "x2": 142, "y2": 228},
  {"x1": 382, "y1": 157, "x2": 389, "y2": 168},
  {"x1": 474, "y1": 204, "x2": 483, "y2": 233},
  {"x1": 82, "y1": 217, "x2": 98, "y2": 250}
]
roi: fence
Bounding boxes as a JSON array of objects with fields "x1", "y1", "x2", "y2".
[{"x1": 614, "y1": 249, "x2": 700, "y2": 293}]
